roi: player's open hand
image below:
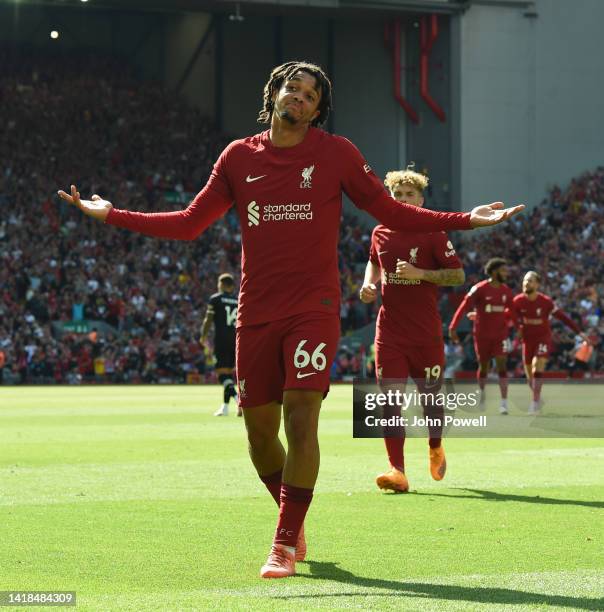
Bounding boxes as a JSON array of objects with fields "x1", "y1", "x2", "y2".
[
  {"x1": 359, "y1": 283, "x2": 378, "y2": 303},
  {"x1": 396, "y1": 260, "x2": 423, "y2": 280},
  {"x1": 57, "y1": 184, "x2": 113, "y2": 222},
  {"x1": 469, "y1": 202, "x2": 525, "y2": 228}
]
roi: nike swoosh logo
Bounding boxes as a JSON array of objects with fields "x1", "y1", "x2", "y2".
[
  {"x1": 296, "y1": 372, "x2": 317, "y2": 379},
  {"x1": 423, "y1": 382, "x2": 441, "y2": 390},
  {"x1": 246, "y1": 175, "x2": 266, "y2": 183},
  {"x1": 378, "y1": 251, "x2": 388, "y2": 255}
]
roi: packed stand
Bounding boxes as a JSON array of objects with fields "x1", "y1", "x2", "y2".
[{"x1": 0, "y1": 47, "x2": 377, "y2": 384}]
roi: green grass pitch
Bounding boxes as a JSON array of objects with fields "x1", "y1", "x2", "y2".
[{"x1": 1, "y1": 385, "x2": 603, "y2": 611}]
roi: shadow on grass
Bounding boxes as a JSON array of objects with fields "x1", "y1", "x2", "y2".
[
  {"x1": 273, "y1": 561, "x2": 604, "y2": 609},
  {"x1": 410, "y1": 488, "x2": 604, "y2": 509}
]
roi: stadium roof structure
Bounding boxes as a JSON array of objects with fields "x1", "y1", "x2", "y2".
[{"x1": 2, "y1": 0, "x2": 477, "y2": 17}]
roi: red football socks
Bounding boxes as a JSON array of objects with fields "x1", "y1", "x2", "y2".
[
  {"x1": 428, "y1": 437, "x2": 442, "y2": 449},
  {"x1": 260, "y1": 469, "x2": 282, "y2": 506},
  {"x1": 274, "y1": 484, "x2": 313, "y2": 547},
  {"x1": 384, "y1": 437, "x2": 405, "y2": 471}
]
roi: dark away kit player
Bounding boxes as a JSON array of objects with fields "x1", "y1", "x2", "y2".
[{"x1": 200, "y1": 273, "x2": 240, "y2": 417}]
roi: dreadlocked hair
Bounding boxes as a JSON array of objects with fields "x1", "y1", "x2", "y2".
[{"x1": 257, "y1": 61, "x2": 333, "y2": 128}]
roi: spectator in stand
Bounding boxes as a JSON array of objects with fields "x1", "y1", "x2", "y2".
[{"x1": 0, "y1": 45, "x2": 602, "y2": 382}]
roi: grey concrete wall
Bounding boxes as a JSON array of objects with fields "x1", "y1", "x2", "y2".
[
  {"x1": 456, "y1": 3, "x2": 536, "y2": 211},
  {"x1": 332, "y1": 18, "x2": 401, "y2": 193},
  {"x1": 535, "y1": 0, "x2": 604, "y2": 195},
  {"x1": 220, "y1": 16, "x2": 277, "y2": 137},
  {"x1": 333, "y1": 18, "x2": 404, "y2": 220},
  {"x1": 456, "y1": 0, "x2": 604, "y2": 211},
  {"x1": 163, "y1": 13, "x2": 215, "y2": 118}
]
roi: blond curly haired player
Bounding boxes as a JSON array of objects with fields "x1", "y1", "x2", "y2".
[{"x1": 360, "y1": 166, "x2": 465, "y2": 493}]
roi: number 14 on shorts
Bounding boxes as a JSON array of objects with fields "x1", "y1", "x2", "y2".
[{"x1": 294, "y1": 340, "x2": 327, "y2": 378}]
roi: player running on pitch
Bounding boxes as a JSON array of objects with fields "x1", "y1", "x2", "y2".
[
  {"x1": 200, "y1": 273, "x2": 241, "y2": 417},
  {"x1": 513, "y1": 271, "x2": 590, "y2": 414},
  {"x1": 58, "y1": 61, "x2": 524, "y2": 578},
  {"x1": 449, "y1": 258, "x2": 515, "y2": 414},
  {"x1": 360, "y1": 166, "x2": 465, "y2": 493}
]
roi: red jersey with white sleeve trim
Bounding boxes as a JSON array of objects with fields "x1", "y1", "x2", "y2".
[
  {"x1": 370, "y1": 226, "x2": 462, "y2": 346},
  {"x1": 450, "y1": 280, "x2": 514, "y2": 341},
  {"x1": 106, "y1": 128, "x2": 471, "y2": 327}
]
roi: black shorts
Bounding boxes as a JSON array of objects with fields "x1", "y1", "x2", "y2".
[{"x1": 215, "y1": 342, "x2": 235, "y2": 370}]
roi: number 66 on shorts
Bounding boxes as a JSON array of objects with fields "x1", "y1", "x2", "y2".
[{"x1": 236, "y1": 312, "x2": 340, "y2": 408}]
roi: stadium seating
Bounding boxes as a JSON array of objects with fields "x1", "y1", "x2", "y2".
[
  {"x1": 0, "y1": 47, "x2": 601, "y2": 383},
  {"x1": 0, "y1": 47, "x2": 375, "y2": 383}
]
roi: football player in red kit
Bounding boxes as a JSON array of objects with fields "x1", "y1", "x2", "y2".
[
  {"x1": 360, "y1": 167, "x2": 465, "y2": 493},
  {"x1": 513, "y1": 271, "x2": 590, "y2": 413},
  {"x1": 449, "y1": 258, "x2": 515, "y2": 414},
  {"x1": 58, "y1": 61, "x2": 524, "y2": 578}
]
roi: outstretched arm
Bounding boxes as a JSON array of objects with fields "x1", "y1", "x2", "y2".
[
  {"x1": 338, "y1": 137, "x2": 524, "y2": 232},
  {"x1": 58, "y1": 183, "x2": 232, "y2": 241},
  {"x1": 553, "y1": 308, "x2": 590, "y2": 343},
  {"x1": 57, "y1": 185, "x2": 113, "y2": 221},
  {"x1": 58, "y1": 141, "x2": 236, "y2": 241},
  {"x1": 364, "y1": 190, "x2": 524, "y2": 233}
]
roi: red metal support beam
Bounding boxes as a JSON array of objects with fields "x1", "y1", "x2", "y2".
[
  {"x1": 384, "y1": 19, "x2": 419, "y2": 125},
  {"x1": 420, "y1": 14, "x2": 446, "y2": 122}
]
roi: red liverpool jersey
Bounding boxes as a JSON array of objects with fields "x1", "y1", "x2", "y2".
[
  {"x1": 513, "y1": 292, "x2": 580, "y2": 339},
  {"x1": 106, "y1": 128, "x2": 471, "y2": 327},
  {"x1": 450, "y1": 279, "x2": 514, "y2": 340},
  {"x1": 370, "y1": 227, "x2": 462, "y2": 346}
]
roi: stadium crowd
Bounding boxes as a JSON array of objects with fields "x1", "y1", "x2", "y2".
[
  {"x1": 0, "y1": 47, "x2": 601, "y2": 384},
  {"x1": 0, "y1": 47, "x2": 374, "y2": 384}
]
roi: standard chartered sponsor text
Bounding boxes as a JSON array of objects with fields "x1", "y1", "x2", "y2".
[
  {"x1": 263, "y1": 202, "x2": 312, "y2": 221},
  {"x1": 248, "y1": 201, "x2": 314, "y2": 223}
]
